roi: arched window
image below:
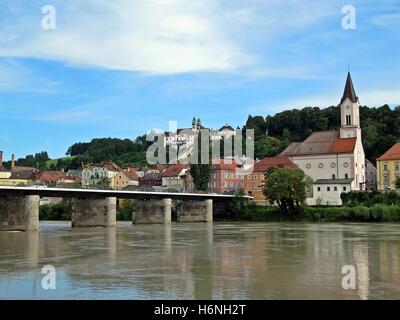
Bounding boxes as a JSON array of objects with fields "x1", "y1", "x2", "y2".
[{"x1": 346, "y1": 114, "x2": 351, "y2": 125}]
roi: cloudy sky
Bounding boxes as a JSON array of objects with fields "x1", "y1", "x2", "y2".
[{"x1": 0, "y1": 0, "x2": 399, "y2": 159}]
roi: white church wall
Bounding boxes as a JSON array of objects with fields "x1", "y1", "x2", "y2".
[{"x1": 291, "y1": 154, "x2": 354, "y2": 182}]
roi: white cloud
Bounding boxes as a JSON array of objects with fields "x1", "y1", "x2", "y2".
[
  {"x1": 362, "y1": 89, "x2": 400, "y2": 107},
  {"x1": 283, "y1": 88, "x2": 400, "y2": 111},
  {"x1": 0, "y1": 0, "x2": 253, "y2": 74},
  {"x1": 249, "y1": 86, "x2": 400, "y2": 115},
  {"x1": 0, "y1": 0, "x2": 338, "y2": 76}
]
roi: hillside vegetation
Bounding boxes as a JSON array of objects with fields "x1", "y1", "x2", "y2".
[{"x1": 5, "y1": 105, "x2": 400, "y2": 170}]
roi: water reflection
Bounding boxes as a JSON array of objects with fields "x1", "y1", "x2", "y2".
[{"x1": 0, "y1": 222, "x2": 399, "y2": 299}]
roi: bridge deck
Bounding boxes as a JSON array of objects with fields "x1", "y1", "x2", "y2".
[{"x1": 0, "y1": 186, "x2": 252, "y2": 201}]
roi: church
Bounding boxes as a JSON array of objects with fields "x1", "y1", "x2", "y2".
[{"x1": 280, "y1": 72, "x2": 366, "y2": 205}]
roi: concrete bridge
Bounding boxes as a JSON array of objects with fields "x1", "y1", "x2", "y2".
[{"x1": 0, "y1": 186, "x2": 251, "y2": 231}]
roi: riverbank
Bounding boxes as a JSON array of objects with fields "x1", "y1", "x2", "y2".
[
  {"x1": 39, "y1": 200, "x2": 400, "y2": 223},
  {"x1": 238, "y1": 204, "x2": 400, "y2": 222}
]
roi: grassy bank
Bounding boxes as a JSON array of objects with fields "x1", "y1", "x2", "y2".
[
  {"x1": 236, "y1": 203, "x2": 400, "y2": 222},
  {"x1": 39, "y1": 199, "x2": 400, "y2": 223}
]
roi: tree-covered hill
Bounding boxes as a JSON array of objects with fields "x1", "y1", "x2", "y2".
[
  {"x1": 5, "y1": 104, "x2": 399, "y2": 171},
  {"x1": 245, "y1": 104, "x2": 400, "y2": 163}
]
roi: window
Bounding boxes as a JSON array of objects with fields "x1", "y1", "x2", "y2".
[
  {"x1": 384, "y1": 175, "x2": 388, "y2": 182},
  {"x1": 332, "y1": 174, "x2": 336, "y2": 180},
  {"x1": 317, "y1": 187, "x2": 321, "y2": 192},
  {"x1": 384, "y1": 163, "x2": 388, "y2": 171},
  {"x1": 343, "y1": 186, "x2": 347, "y2": 192},
  {"x1": 346, "y1": 114, "x2": 351, "y2": 125},
  {"x1": 334, "y1": 186, "x2": 337, "y2": 191},
  {"x1": 345, "y1": 173, "x2": 348, "y2": 179},
  {"x1": 395, "y1": 162, "x2": 400, "y2": 171},
  {"x1": 327, "y1": 187, "x2": 330, "y2": 192},
  {"x1": 254, "y1": 175, "x2": 258, "y2": 180}
]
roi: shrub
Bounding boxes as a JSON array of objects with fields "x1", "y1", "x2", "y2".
[
  {"x1": 40, "y1": 200, "x2": 72, "y2": 220},
  {"x1": 341, "y1": 191, "x2": 400, "y2": 206},
  {"x1": 117, "y1": 199, "x2": 134, "y2": 221},
  {"x1": 304, "y1": 204, "x2": 400, "y2": 222}
]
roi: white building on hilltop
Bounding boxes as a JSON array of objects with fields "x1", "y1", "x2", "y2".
[{"x1": 280, "y1": 72, "x2": 366, "y2": 205}]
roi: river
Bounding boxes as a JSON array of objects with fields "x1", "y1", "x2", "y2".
[{"x1": 0, "y1": 221, "x2": 399, "y2": 299}]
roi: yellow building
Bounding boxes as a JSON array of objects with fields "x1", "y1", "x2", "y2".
[
  {"x1": 376, "y1": 142, "x2": 400, "y2": 190},
  {"x1": 0, "y1": 166, "x2": 38, "y2": 186},
  {"x1": 0, "y1": 167, "x2": 11, "y2": 179}
]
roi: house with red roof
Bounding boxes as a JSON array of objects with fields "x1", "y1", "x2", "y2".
[
  {"x1": 113, "y1": 167, "x2": 140, "y2": 190},
  {"x1": 187, "y1": 159, "x2": 244, "y2": 194},
  {"x1": 161, "y1": 164, "x2": 188, "y2": 191},
  {"x1": 280, "y1": 72, "x2": 366, "y2": 205},
  {"x1": 376, "y1": 142, "x2": 400, "y2": 190},
  {"x1": 81, "y1": 160, "x2": 121, "y2": 188},
  {"x1": 244, "y1": 156, "x2": 297, "y2": 202}
]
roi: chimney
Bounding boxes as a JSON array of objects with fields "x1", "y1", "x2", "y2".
[
  {"x1": 11, "y1": 154, "x2": 15, "y2": 169},
  {"x1": 0, "y1": 151, "x2": 3, "y2": 167}
]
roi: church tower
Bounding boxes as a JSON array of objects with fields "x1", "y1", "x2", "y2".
[
  {"x1": 339, "y1": 72, "x2": 361, "y2": 139},
  {"x1": 339, "y1": 71, "x2": 365, "y2": 190}
]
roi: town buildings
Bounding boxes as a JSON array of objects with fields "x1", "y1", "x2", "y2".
[
  {"x1": 81, "y1": 161, "x2": 121, "y2": 188},
  {"x1": 0, "y1": 151, "x2": 40, "y2": 186},
  {"x1": 365, "y1": 159, "x2": 377, "y2": 191},
  {"x1": 280, "y1": 72, "x2": 366, "y2": 205},
  {"x1": 186, "y1": 160, "x2": 245, "y2": 194},
  {"x1": 139, "y1": 171, "x2": 162, "y2": 189},
  {"x1": 376, "y1": 142, "x2": 400, "y2": 190},
  {"x1": 38, "y1": 171, "x2": 79, "y2": 187},
  {"x1": 161, "y1": 163, "x2": 188, "y2": 192},
  {"x1": 163, "y1": 118, "x2": 239, "y2": 162},
  {"x1": 244, "y1": 156, "x2": 297, "y2": 202}
]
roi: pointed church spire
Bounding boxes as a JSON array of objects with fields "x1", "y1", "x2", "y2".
[{"x1": 340, "y1": 71, "x2": 358, "y2": 104}]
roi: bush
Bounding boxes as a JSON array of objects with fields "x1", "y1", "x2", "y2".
[
  {"x1": 117, "y1": 199, "x2": 134, "y2": 221},
  {"x1": 341, "y1": 191, "x2": 400, "y2": 206},
  {"x1": 303, "y1": 204, "x2": 400, "y2": 222},
  {"x1": 40, "y1": 200, "x2": 72, "y2": 220}
]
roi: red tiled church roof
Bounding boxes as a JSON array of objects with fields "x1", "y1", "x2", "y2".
[{"x1": 280, "y1": 130, "x2": 356, "y2": 156}]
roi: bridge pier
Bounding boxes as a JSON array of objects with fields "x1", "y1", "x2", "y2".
[
  {"x1": 71, "y1": 197, "x2": 116, "y2": 227},
  {"x1": 0, "y1": 195, "x2": 40, "y2": 231},
  {"x1": 177, "y1": 199, "x2": 213, "y2": 223},
  {"x1": 133, "y1": 198, "x2": 172, "y2": 224}
]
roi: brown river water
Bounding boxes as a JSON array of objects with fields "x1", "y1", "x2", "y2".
[{"x1": 0, "y1": 221, "x2": 399, "y2": 299}]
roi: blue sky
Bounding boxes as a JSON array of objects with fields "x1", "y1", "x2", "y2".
[{"x1": 0, "y1": 0, "x2": 399, "y2": 160}]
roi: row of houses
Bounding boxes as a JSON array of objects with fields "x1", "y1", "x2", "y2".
[
  {"x1": 1, "y1": 73, "x2": 397, "y2": 205},
  {"x1": 81, "y1": 158, "x2": 296, "y2": 198}
]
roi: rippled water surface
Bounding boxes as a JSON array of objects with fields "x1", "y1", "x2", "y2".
[{"x1": 0, "y1": 221, "x2": 399, "y2": 299}]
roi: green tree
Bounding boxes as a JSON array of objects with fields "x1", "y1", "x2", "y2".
[
  {"x1": 263, "y1": 167, "x2": 311, "y2": 218},
  {"x1": 96, "y1": 177, "x2": 111, "y2": 189},
  {"x1": 190, "y1": 164, "x2": 211, "y2": 192},
  {"x1": 254, "y1": 136, "x2": 285, "y2": 159},
  {"x1": 189, "y1": 131, "x2": 211, "y2": 192},
  {"x1": 395, "y1": 176, "x2": 400, "y2": 190}
]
